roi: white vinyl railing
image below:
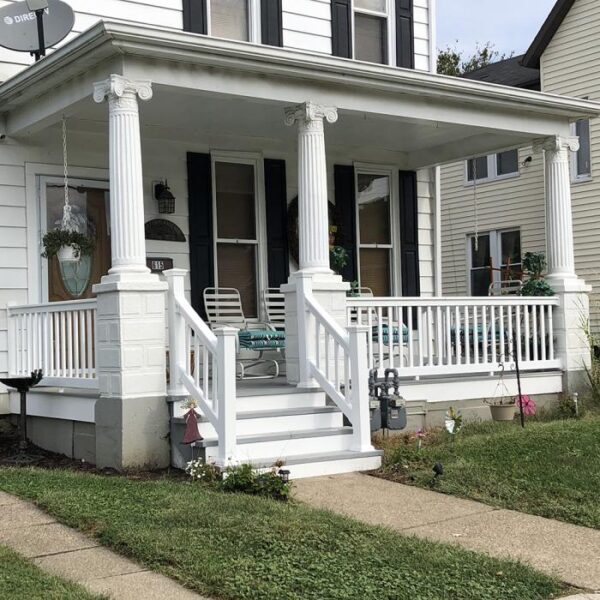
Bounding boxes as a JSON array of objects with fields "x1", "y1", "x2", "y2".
[
  {"x1": 7, "y1": 299, "x2": 98, "y2": 388},
  {"x1": 297, "y1": 276, "x2": 372, "y2": 453},
  {"x1": 347, "y1": 296, "x2": 561, "y2": 378},
  {"x1": 165, "y1": 270, "x2": 237, "y2": 467}
]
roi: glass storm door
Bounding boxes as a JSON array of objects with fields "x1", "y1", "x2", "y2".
[{"x1": 44, "y1": 181, "x2": 111, "y2": 301}]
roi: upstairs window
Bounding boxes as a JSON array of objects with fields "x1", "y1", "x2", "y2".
[
  {"x1": 571, "y1": 119, "x2": 592, "y2": 180},
  {"x1": 466, "y1": 149, "x2": 519, "y2": 184},
  {"x1": 354, "y1": 0, "x2": 389, "y2": 64}
]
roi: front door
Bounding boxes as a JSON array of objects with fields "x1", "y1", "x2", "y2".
[{"x1": 43, "y1": 179, "x2": 111, "y2": 302}]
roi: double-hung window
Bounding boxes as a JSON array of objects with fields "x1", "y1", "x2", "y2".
[
  {"x1": 571, "y1": 119, "x2": 592, "y2": 181},
  {"x1": 356, "y1": 169, "x2": 394, "y2": 296},
  {"x1": 185, "y1": 0, "x2": 261, "y2": 43},
  {"x1": 353, "y1": 0, "x2": 390, "y2": 65},
  {"x1": 466, "y1": 149, "x2": 519, "y2": 184},
  {"x1": 468, "y1": 229, "x2": 522, "y2": 296}
]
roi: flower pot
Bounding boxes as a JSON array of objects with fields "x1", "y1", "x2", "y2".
[
  {"x1": 57, "y1": 245, "x2": 79, "y2": 263},
  {"x1": 489, "y1": 404, "x2": 516, "y2": 422}
]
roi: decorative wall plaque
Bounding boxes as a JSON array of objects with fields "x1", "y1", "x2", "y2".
[{"x1": 145, "y1": 219, "x2": 186, "y2": 242}]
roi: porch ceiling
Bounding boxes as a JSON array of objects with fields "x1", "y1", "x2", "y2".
[{"x1": 2, "y1": 21, "x2": 600, "y2": 169}]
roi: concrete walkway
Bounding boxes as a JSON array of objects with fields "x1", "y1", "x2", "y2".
[
  {"x1": 295, "y1": 473, "x2": 600, "y2": 593},
  {"x1": 0, "y1": 491, "x2": 209, "y2": 600}
]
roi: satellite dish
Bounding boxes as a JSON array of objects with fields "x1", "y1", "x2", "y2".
[{"x1": 0, "y1": 0, "x2": 74, "y2": 53}]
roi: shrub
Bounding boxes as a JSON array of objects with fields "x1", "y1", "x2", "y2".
[
  {"x1": 41, "y1": 229, "x2": 95, "y2": 259},
  {"x1": 186, "y1": 459, "x2": 221, "y2": 483}
]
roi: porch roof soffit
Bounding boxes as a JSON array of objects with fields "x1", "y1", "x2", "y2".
[{"x1": 1, "y1": 20, "x2": 599, "y2": 147}]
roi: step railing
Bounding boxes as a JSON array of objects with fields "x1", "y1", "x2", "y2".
[
  {"x1": 347, "y1": 296, "x2": 561, "y2": 378},
  {"x1": 165, "y1": 269, "x2": 237, "y2": 467},
  {"x1": 6, "y1": 299, "x2": 98, "y2": 388},
  {"x1": 296, "y1": 276, "x2": 372, "y2": 453}
]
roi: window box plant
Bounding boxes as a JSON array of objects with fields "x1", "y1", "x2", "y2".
[{"x1": 41, "y1": 229, "x2": 95, "y2": 264}]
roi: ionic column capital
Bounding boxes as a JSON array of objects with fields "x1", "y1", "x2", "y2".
[
  {"x1": 93, "y1": 75, "x2": 153, "y2": 106},
  {"x1": 535, "y1": 135, "x2": 580, "y2": 155},
  {"x1": 284, "y1": 101, "x2": 338, "y2": 129}
]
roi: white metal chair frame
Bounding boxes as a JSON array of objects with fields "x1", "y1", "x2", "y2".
[{"x1": 203, "y1": 287, "x2": 282, "y2": 380}]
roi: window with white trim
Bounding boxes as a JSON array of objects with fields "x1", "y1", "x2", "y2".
[
  {"x1": 468, "y1": 229, "x2": 522, "y2": 296},
  {"x1": 207, "y1": 0, "x2": 260, "y2": 43},
  {"x1": 353, "y1": 0, "x2": 391, "y2": 65},
  {"x1": 466, "y1": 149, "x2": 520, "y2": 184},
  {"x1": 571, "y1": 119, "x2": 592, "y2": 180},
  {"x1": 356, "y1": 170, "x2": 394, "y2": 296}
]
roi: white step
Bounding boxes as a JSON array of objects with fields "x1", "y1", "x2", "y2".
[
  {"x1": 235, "y1": 387, "x2": 328, "y2": 412},
  {"x1": 251, "y1": 450, "x2": 383, "y2": 480},
  {"x1": 202, "y1": 427, "x2": 354, "y2": 462}
]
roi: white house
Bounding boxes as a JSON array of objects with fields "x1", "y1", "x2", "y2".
[{"x1": 0, "y1": 0, "x2": 596, "y2": 478}]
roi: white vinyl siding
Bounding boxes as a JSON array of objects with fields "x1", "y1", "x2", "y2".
[
  {"x1": 282, "y1": 0, "x2": 332, "y2": 55},
  {"x1": 440, "y1": 146, "x2": 545, "y2": 297},
  {"x1": 541, "y1": 0, "x2": 600, "y2": 329},
  {"x1": 413, "y1": 0, "x2": 431, "y2": 72}
]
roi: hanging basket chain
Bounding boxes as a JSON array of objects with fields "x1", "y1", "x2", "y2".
[
  {"x1": 61, "y1": 116, "x2": 75, "y2": 232},
  {"x1": 472, "y1": 158, "x2": 479, "y2": 252}
]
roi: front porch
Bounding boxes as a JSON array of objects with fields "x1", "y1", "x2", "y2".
[{"x1": 1, "y1": 20, "x2": 598, "y2": 476}]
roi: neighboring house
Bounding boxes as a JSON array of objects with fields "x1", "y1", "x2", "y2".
[
  {"x1": 441, "y1": 0, "x2": 600, "y2": 329},
  {"x1": 0, "y1": 0, "x2": 594, "y2": 477}
]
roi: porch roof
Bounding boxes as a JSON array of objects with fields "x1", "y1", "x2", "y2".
[{"x1": 2, "y1": 20, "x2": 600, "y2": 168}]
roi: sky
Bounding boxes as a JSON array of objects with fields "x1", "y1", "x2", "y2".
[{"x1": 437, "y1": 0, "x2": 557, "y2": 58}]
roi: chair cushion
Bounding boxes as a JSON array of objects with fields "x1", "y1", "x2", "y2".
[
  {"x1": 239, "y1": 329, "x2": 286, "y2": 350},
  {"x1": 371, "y1": 324, "x2": 409, "y2": 344}
]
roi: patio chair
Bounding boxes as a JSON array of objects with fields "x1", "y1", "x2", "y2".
[
  {"x1": 263, "y1": 288, "x2": 286, "y2": 332},
  {"x1": 488, "y1": 280, "x2": 523, "y2": 296},
  {"x1": 203, "y1": 288, "x2": 286, "y2": 380}
]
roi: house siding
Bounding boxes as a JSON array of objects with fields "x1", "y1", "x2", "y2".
[
  {"x1": 0, "y1": 0, "x2": 433, "y2": 82},
  {"x1": 440, "y1": 147, "x2": 546, "y2": 296},
  {"x1": 541, "y1": 0, "x2": 600, "y2": 329}
]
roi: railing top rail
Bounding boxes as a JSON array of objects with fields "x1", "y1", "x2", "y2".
[
  {"x1": 176, "y1": 294, "x2": 219, "y2": 353},
  {"x1": 7, "y1": 298, "x2": 98, "y2": 314},
  {"x1": 347, "y1": 296, "x2": 560, "y2": 307},
  {"x1": 305, "y1": 292, "x2": 350, "y2": 350}
]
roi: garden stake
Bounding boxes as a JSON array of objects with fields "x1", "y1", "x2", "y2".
[{"x1": 513, "y1": 340, "x2": 526, "y2": 429}]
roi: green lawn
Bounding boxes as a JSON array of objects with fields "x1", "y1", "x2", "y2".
[
  {"x1": 0, "y1": 545, "x2": 103, "y2": 600},
  {"x1": 0, "y1": 468, "x2": 565, "y2": 600},
  {"x1": 378, "y1": 414, "x2": 600, "y2": 529}
]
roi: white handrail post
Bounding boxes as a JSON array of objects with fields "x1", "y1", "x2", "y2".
[
  {"x1": 164, "y1": 269, "x2": 188, "y2": 398},
  {"x1": 296, "y1": 274, "x2": 318, "y2": 388},
  {"x1": 348, "y1": 325, "x2": 374, "y2": 452},
  {"x1": 6, "y1": 303, "x2": 16, "y2": 376},
  {"x1": 215, "y1": 327, "x2": 238, "y2": 467}
]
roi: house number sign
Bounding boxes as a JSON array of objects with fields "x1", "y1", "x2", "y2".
[{"x1": 146, "y1": 257, "x2": 174, "y2": 273}]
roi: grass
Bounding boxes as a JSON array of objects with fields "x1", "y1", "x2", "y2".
[
  {"x1": 0, "y1": 467, "x2": 565, "y2": 600},
  {"x1": 378, "y1": 413, "x2": 600, "y2": 529},
  {"x1": 0, "y1": 545, "x2": 104, "y2": 600}
]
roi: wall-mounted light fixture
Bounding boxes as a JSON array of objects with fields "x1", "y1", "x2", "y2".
[
  {"x1": 522, "y1": 156, "x2": 533, "y2": 167},
  {"x1": 154, "y1": 180, "x2": 176, "y2": 214}
]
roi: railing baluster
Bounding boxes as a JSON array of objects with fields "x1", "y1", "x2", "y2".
[
  {"x1": 482, "y1": 305, "x2": 488, "y2": 365},
  {"x1": 464, "y1": 305, "x2": 470, "y2": 365},
  {"x1": 377, "y1": 306, "x2": 384, "y2": 373},
  {"x1": 418, "y1": 306, "x2": 424, "y2": 367},
  {"x1": 454, "y1": 305, "x2": 461, "y2": 365},
  {"x1": 548, "y1": 305, "x2": 555, "y2": 360},
  {"x1": 445, "y1": 306, "x2": 451, "y2": 366},
  {"x1": 407, "y1": 306, "x2": 414, "y2": 368},
  {"x1": 473, "y1": 304, "x2": 479, "y2": 364},
  {"x1": 532, "y1": 305, "x2": 539, "y2": 362},
  {"x1": 524, "y1": 305, "x2": 531, "y2": 362},
  {"x1": 515, "y1": 305, "x2": 522, "y2": 364},
  {"x1": 507, "y1": 306, "x2": 514, "y2": 364},
  {"x1": 499, "y1": 306, "x2": 506, "y2": 365},
  {"x1": 541, "y1": 305, "x2": 547, "y2": 361},
  {"x1": 426, "y1": 306, "x2": 433, "y2": 367}
]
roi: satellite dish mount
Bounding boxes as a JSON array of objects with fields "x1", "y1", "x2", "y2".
[{"x1": 26, "y1": 0, "x2": 48, "y2": 61}]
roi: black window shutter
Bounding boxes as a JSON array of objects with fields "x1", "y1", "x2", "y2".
[
  {"x1": 261, "y1": 0, "x2": 283, "y2": 47},
  {"x1": 183, "y1": 0, "x2": 207, "y2": 34},
  {"x1": 264, "y1": 158, "x2": 289, "y2": 288},
  {"x1": 395, "y1": 0, "x2": 414, "y2": 69},
  {"x1": 187, "y1": 153, "x2": 214, "y2": 318},
  {"x1": 331, "y1": 0, "x2": 352, "y2": 58},
  {"x1": 399, "y1": 170, "x2": 420, "y2": 296},
  {"x1": 334, "y1": 165, "x2": 358, "y2": 283}
]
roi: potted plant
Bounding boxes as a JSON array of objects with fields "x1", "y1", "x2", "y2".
[
  {"x1": 41, "y1": 229, "x2": 95, "y2": 264},
  {"x1": 519, "y1": 252, "x2": 555, "y2": 297},
  {"x1": 484, "y1": 396, "x2": 516, "y2": 421}
]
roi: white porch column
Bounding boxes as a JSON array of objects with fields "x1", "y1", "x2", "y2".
[
  {"x1": 285, "y1": 101, "x2": 338, "y2": 273},
  {"x1": 92, "y1": 75, "x2": 169, "y2": 470},
  {"x1": 93, "y1": 74, "x2": 153, "y2": 279},
  {"x1": 541, "y1": 135, "x2": 591, "y2": 391},
  {"x1": 282, "y1": 102, "x2": 349, "y2": 386}
]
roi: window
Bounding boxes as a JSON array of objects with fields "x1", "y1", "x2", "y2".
[
  {"x1": 209, "y1": 0, "x2": 249, "y2": 41},
  {"x1": 571, "y1": 119, "x2": 592, "y2": 180},
  {"x1": 41, "y1": 178, "x2": 111, "y2": 302},
  {"x1": 214, "y1": 161, "x2": 259, "y2": 317},
  {"x1": 468, "y1": 229, "x2": 522, "y2": 296},
  {"x1": 354, "y1": 0, "x2": 390, "y2": 64},
  {"x1": 356, "y1": 171, "x2": 394, "y2": 296},
  {"x1": 466, "y1": 149, "x2": 519, "y2": 183}
]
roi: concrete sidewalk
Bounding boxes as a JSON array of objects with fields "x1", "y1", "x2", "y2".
[
  {"x1": 0, "y1": 491, "x2": 209, "y2": 600},
  {"x1": 295, "y1": 473, "x2": 600, "y2": 593}
]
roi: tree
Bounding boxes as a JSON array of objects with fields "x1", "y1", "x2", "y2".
[{"x1": 437, "y1": 42, "x2": 513, "y2": 76}]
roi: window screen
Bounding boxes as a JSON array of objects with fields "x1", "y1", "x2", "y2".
[
  {"x1": 210, "y1": 0, "x2": 249, "y2": 41},
  {"x1": 576, "y1": 119, "x2": 591, "y2": 177},
  {"x1": 496, "y1": 149, "x2": 519, "y2": 176},
  {"x1": 354, "y1": 13, "x2": 386, "y2": 64},
  {"x1": 467, "y1": 156, "x2": 488, "y2": 181}
]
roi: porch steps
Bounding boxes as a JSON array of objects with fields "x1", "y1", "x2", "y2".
[{"x1": 169, "y1": 382, "x2": 383, "y2": 477}]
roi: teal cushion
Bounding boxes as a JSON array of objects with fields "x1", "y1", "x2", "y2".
[
  {"x1": 372, "y1": 324, "x2": 409, "y2": 344},
  {"x1": 239, "y1": 329, "x2": 286, "y2": 350}
]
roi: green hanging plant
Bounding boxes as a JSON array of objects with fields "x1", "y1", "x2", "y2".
[
  {"x1": 519, "y1": 252, "x2": 555, "y2": 297},
  {"x1": 329, "y1": 245, "x2": 349, "y2": 276},
  {"x1": 41, "y1": 229, "x2": 95, "y2": 260}
]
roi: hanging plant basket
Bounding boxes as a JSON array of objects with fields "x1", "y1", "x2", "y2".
[
  {"x1": 489, "y1": 404, "x2": 516, "y2": 422},
  {"x1": 41, "y1": 229, "x2": 95, "y2": 263}
]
